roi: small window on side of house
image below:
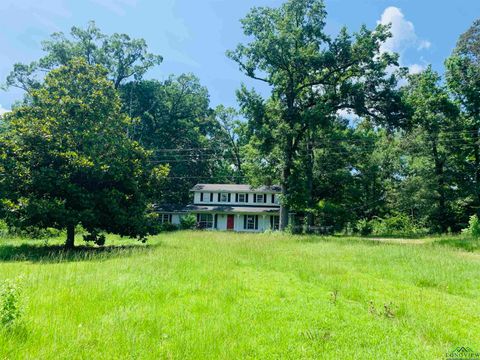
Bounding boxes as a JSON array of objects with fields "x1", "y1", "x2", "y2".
[{"x1": 160, "y1": 214, "x2": 171, "y2": 224}]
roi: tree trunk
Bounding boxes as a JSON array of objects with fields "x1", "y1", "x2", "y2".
[
  {"x1": 305, "y1": 132, "x2": 315, "y2": 230},
  {"x1": 279, "y1": 147, "x2": 294, "y2": 231},
  {"x1": 432, "y1": 140, "x2": 447, "y2": 232},
  {"x1": 65, "y1": 224, "x2": 75, "y2": 249},
  {"x1": 474, "y1": 128, "x2": 480, "y2": 217}
]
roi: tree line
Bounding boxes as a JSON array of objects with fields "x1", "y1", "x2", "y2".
[{"x1": 1, "y1": 0, "x2": 479, "y2": 246}]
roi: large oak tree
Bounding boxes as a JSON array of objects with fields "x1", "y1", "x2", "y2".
[{"x1": 228, "y1": 0, "x2": 404, "y2": 229}]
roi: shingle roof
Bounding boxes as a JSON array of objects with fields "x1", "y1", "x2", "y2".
[
  {"x1": 191, "y1": 184, "x2": 281, "y2": 193},
  {"x1": 183, "y1": 205, "x2": 280, "y2": 214}
]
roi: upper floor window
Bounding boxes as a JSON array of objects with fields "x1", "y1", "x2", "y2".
[
  {"x1": 238, "y1": 193, "x2": 246, "y2": 203},
  {"x1": 220, "y1": 193, "x2": 228, "y2": 202},
  {"x1": 255, "y1": 194, "x2": 265, "y2": 203}
]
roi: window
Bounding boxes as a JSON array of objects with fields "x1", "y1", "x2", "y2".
[
  {"x1": 238, "y1": 193, "x2": 246, "y2": 203},
  {"x1": 244, "y1": 215, "x2": 258, "y2": 230},
  {"x1": 198, "y1": 214, "x2": 213, "y2": 229},
  {"x1": 159, "y1": 214, "x2": 172, "y2": 224},
  {"x1": 270, "y1": 215, "x2": 279, "y2": 230},
  {"x1": 220, "y1": 193, "x2": 228, "y2": 202},
  {"x1": 255, "y1": 194, "x2": 264, "y2": 203},
  {"x1": 272, "y1": 194, "x2": 279, "y2": 204}
]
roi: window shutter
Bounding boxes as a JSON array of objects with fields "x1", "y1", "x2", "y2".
[
  {"x1": 235, "y1": 193, "x2": 238, "y2": 202},
  {"x1": 196, "y1": 214, "x2": 200, "y2": 222},
  {"x1": 228, "y1": 193, "x2": 231, "y2": 202},
  {"x1": 200, "y1": 193, "x2": 204, "y2": 201},
  {"x1": 246, "y1": 194, "x2": 249, "y2": 202},
  {"x1": 254, "y1": 194, "x2": 257, "y2": 203},
  {"x1": 243, "y1": 216, "x2": 247, "y2": 229},
  {"x1": 169, "y1": 214, "x2": 172, "y2": 223},
  {"x1": 270, "y1": 216, "x2": 273, "y2": 228},
  {"x1": 264, "y1": 194, "x2": 267, "y2": 203},
  {"x1": 217, "y1": 193, "x2": 221, "y2": 202},
  {"x1": 210, "y1": 193, "x2": 213, "y2": 202},
  {"x1": 254, "y1": 216, "x2": 258, "y2": 230},
  {"x1": 271, "y1": 194, "x2": 274, "y2": 203},
  {"x1": 214, "y1": 214, "x2": 218, "y2": 229}
]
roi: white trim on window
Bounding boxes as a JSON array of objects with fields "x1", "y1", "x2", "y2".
[
  {"x1": 159, "y1": 213, "x2": 172, "y2": 224},
  {"x1": 198, "y1": 213, "x2": 213, "y2": 229}
]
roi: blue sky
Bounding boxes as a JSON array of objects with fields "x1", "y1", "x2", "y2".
[{"x1": 1, "y1": 0, "x2": 479, "y2": 114}]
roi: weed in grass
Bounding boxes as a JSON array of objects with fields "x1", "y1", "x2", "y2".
[
  {"x1": 383, "y1": 302, "x2": 396, "y2": 319},
  {"x1": 369, "y1": 300, "x2": 378, "y2": 316},
  {"x1": 329, "y1": 289, "x2": 339, "y2": 305},
  {"x1": 301, "y1": 329, "x2": 332, "y2": 343},
  {"x1": 0, "y1": 278, "x2": 23, "y2": 329},
  {"x1": 368, "y1": 300, "x2": 396, "y2": 319}
]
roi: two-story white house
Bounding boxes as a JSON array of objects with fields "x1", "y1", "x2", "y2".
[{"x1": 157, "y1": 184, "x2": 281, "y2": 232}]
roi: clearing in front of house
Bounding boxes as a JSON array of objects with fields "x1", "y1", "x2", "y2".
[{"x1": 0, "y1": 231, "x2": 479, "y2": 359}]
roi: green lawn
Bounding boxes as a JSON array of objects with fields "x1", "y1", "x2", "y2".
[{"x1": 0, "y1": 231, "x2": 479, "y2": 359}]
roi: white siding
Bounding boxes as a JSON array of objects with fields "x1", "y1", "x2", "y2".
[{"x1": 193, "y1": 191, "x2": 279, "y2": 206}]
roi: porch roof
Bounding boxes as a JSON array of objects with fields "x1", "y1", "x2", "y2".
[{"x1": 183, "y1": 205, "x2": 280, "y2": 214}]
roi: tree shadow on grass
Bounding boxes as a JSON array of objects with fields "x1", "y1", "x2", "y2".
[
  {"x1": 0, "y1": 242, "x2": 163, "y2": 263},
  {"x1": 298, "y1": 235, "x2": 422, "y2": 247},
  {"x1": 432, "y1": 237, "x2": 480, "y2": 252}
]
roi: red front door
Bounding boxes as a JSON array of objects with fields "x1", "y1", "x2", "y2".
[{"x1": 227, "y1": 215, "x2": 235, "y2": 230}]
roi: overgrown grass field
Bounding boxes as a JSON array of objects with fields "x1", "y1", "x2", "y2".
[{"x1": 0, "y1": 231, "x2": 479, "y2": 359}]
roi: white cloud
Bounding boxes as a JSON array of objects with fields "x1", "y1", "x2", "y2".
[
  {"x1": 89, "y1": 0, "x2": 138, "y2": 16},
  {"x1": 0, "y1": 105, "x2": 11, "y2": 116},
  {"x1": 408, "y1": 63, "x2": 425, "y2": 74},
  {"x1": 417, "y1": 40, "x2": 431, "y2": 51},
  {"x1": 378, "y1": 7, "x2": 430, "y2": 57}
]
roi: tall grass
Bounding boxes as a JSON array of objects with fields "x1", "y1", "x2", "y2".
[{"x1": 0, "y1": 231, "x2": 479, "y2": 359}]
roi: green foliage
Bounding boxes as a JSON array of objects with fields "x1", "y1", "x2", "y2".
[
  {"x1": 315, "y1": 200, "x2": 347, "y2": 232},
  {"x1": 369, "y1": 214, "x2": 429, "y2": 237},
  {"x1": 6, "y1": 21, "x2": 162, "y2": 91},
  {"x1": 0, "y1": 279, "x2": 22, "y2": 329},
  {"x1": 462, "y1": 215, "x2": 480, "y2": 238},
  {"x1": 229, "y1": 0, "x2": 405, "y2": 227},
  {"x1": 0, "y1": 220, "x2": 8, "y2": 238},
  {"x1": 83, "y1": 229, "x2": 107, "y2": 246},
  {"x1": 120, "y1": 76, "x2": 223, "y2": 205},
  {"x1": 159, "y1": 223, "x2": 178, "y2": 232},
  {"x1": 355, "y1": 219, "x2": 373, "y2": 236},
  {"x1": 179, "y1": 214, "x2": 197, "y2": 230},
  {"x1": 1, "y1": 58, "x2": 168, "y2": 247}
]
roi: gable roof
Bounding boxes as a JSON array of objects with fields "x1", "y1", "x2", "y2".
[{"x1": 191, "y1": 184, "x2": 281, "y2": 193}]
